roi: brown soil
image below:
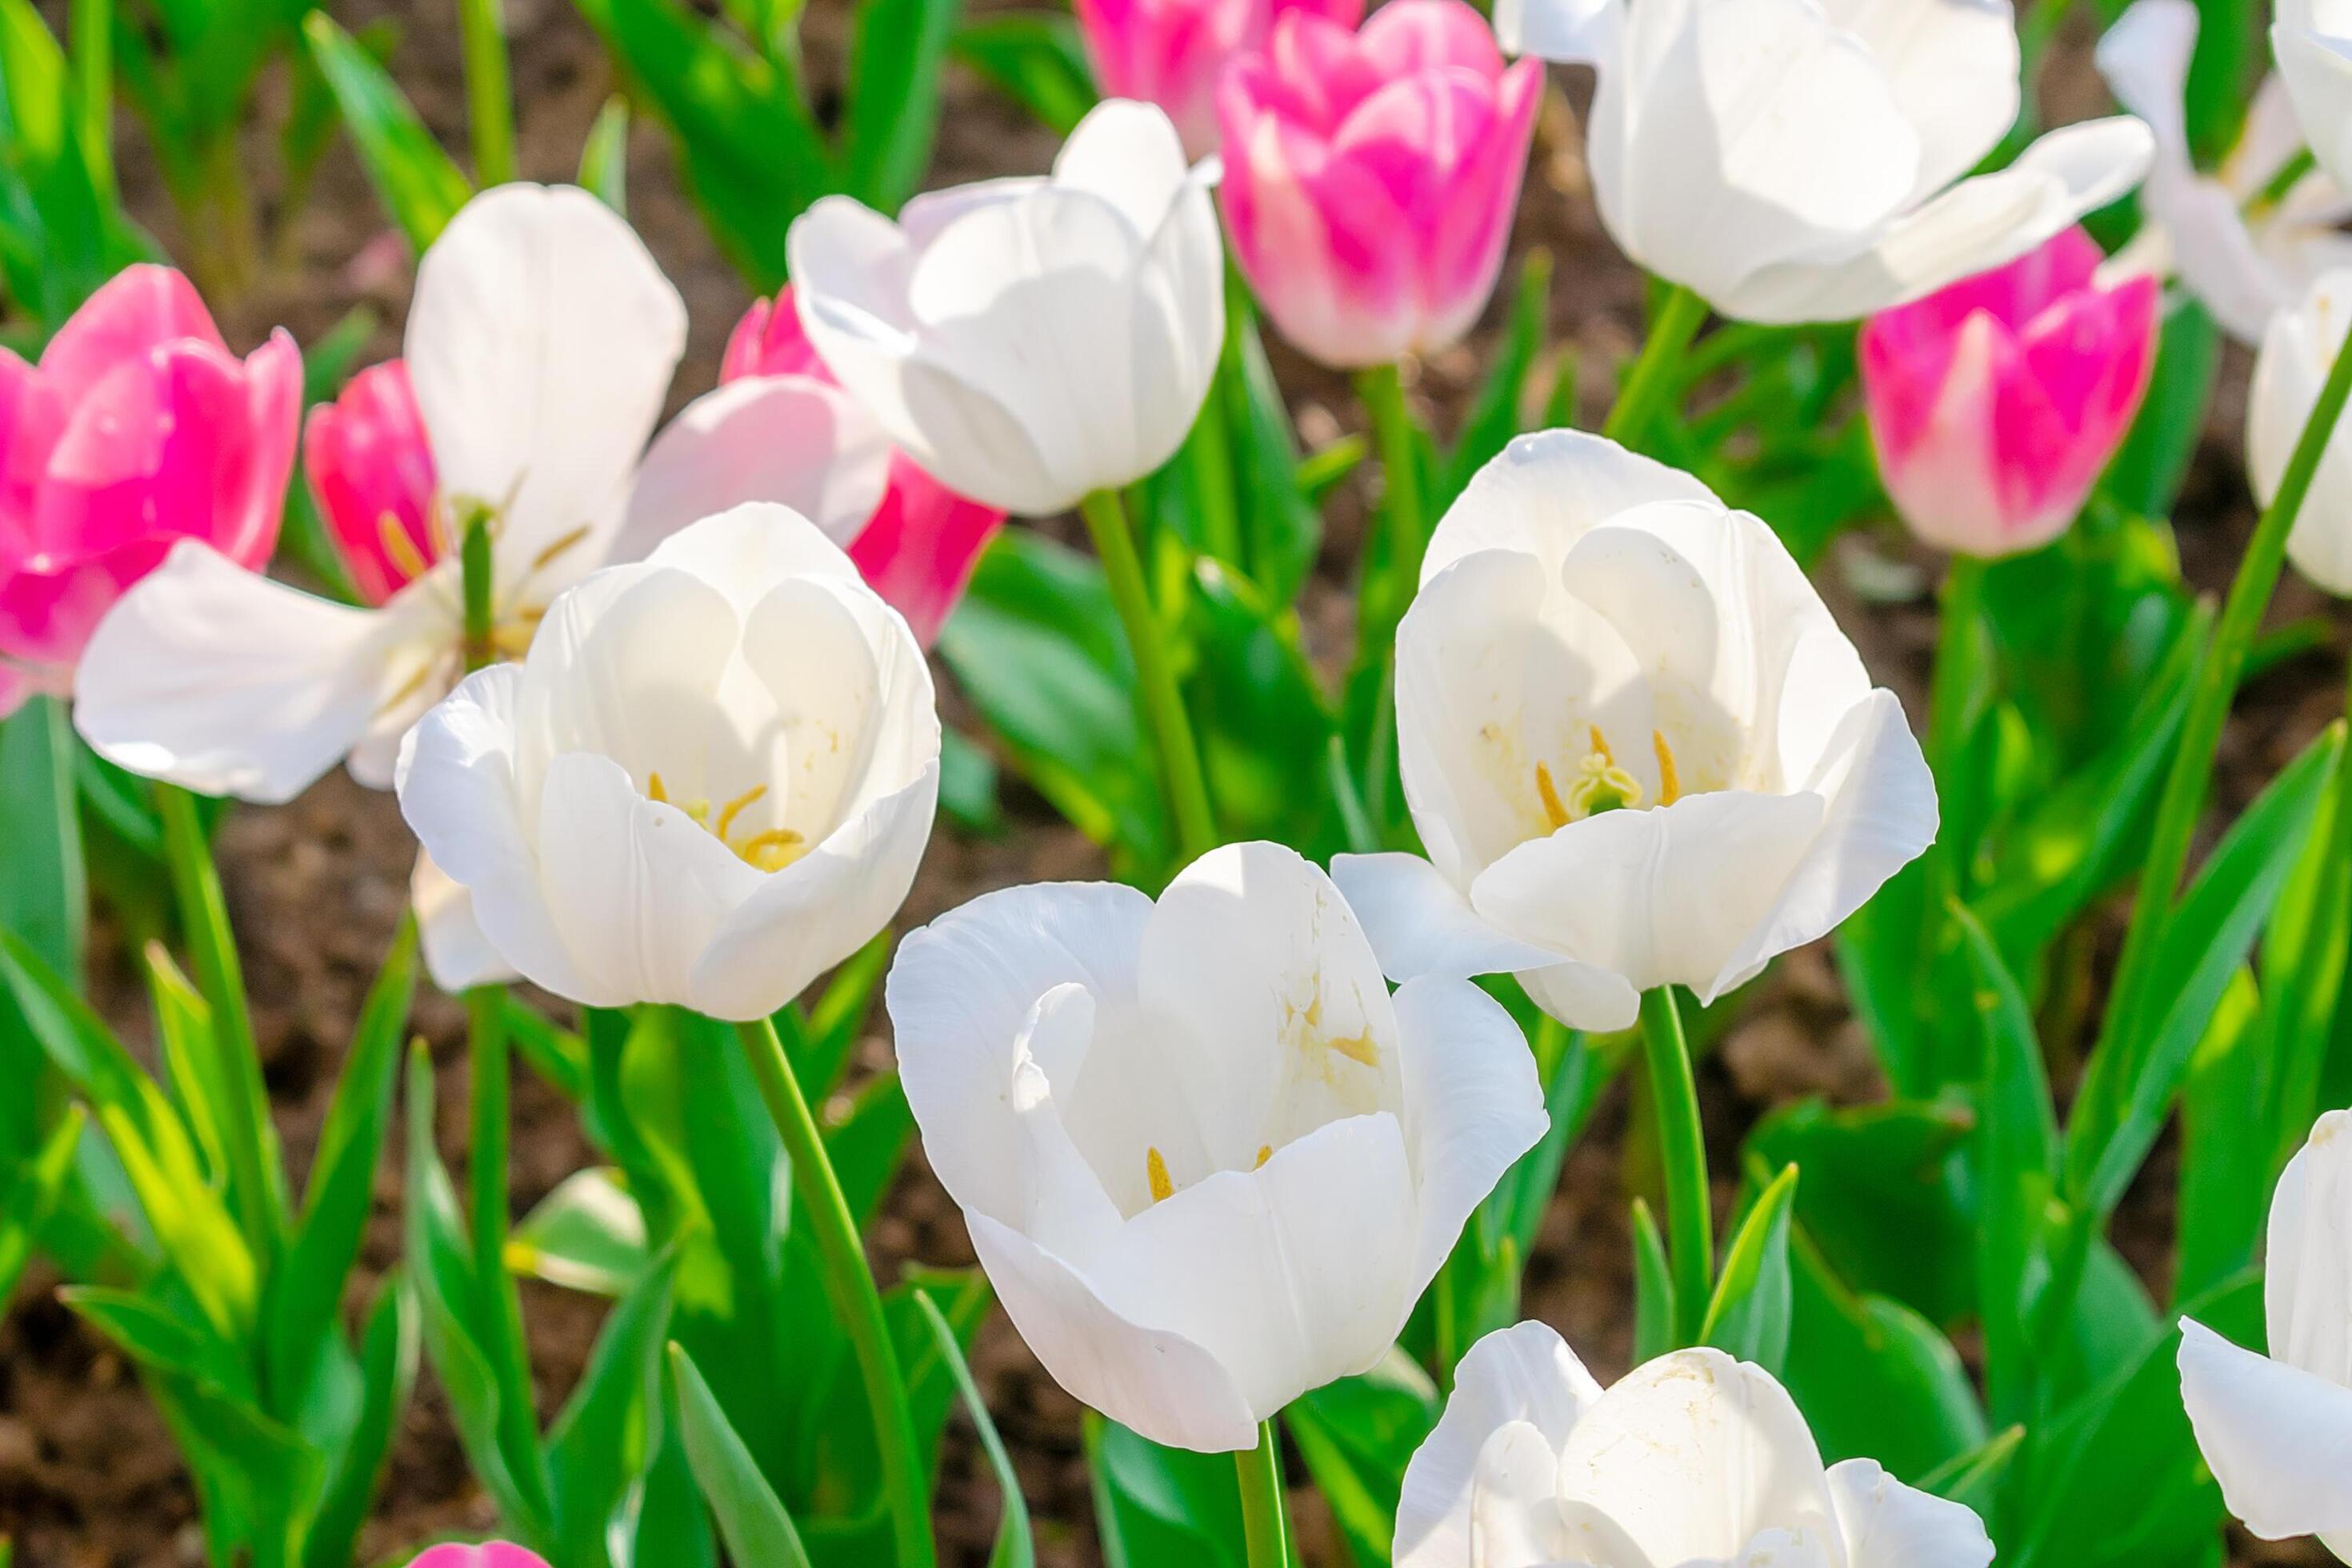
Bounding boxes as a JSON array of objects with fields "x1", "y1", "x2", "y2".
[{"x1": 0, "y1": 2, "x2": 2338, "y2": 1565}]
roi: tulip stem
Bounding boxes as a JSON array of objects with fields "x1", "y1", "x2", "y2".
[
  {"x1": 466, "y1": 982, "x2": 534, "y2": 1458},
  {"x1": 1356, "y1": 361, "x2": 1426, "y2": 654},
  {"x1": 1639, "y1": 986, "x2": 1711, "y2": 1346},
  {"x1": 1078, "y1": 487, "x2": 1218, "y2": 863},
  {"x1": 461, "y1": 505, "x2": 497, "y2": 673},
  {"x1": 1234, "y1": 1420, "x2": 1290, "y2": 1568},
  {"x1": 458, "y1": 0, "x2": 518, "y2": 186},
  {"x1": 1603, "y1": 284, "x2": 1709, "y2": 452},
  {"x1": 736, "y1": 1016, "x2": 935, "y2": 1568},
  {"x1": 1926, "y1": 554, "x2": 1987, "y2": 780}
]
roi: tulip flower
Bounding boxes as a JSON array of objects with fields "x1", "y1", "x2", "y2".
[
  {"x1": 2100, "y1": 0, "x2": 2352, "y2": 344},
  {"x1": 1330, "y1": 431, "x2": 1937, "y2": 1031},
  {"x1": 397, "y1": 502, "x2": 941, "y2": 1021},
  {"x1": 1396, "y1": 1320, "x2": 1994, "y2": 1568},
  {"x1": 1074, "y1": 0, "x2": 1362, "y2": 158},
  {"x1": 2178, "y1": 1110, "x2": 2352, "y2": 1562},
  {"x1": 1859, "y1": 227, "x2": 2160, "y2": 558},
  {"x1": 410, "y1": 1548, "x2": 550, "y2": 1568},
  {"x1": 2276, "y1": 0, "x2": 2352, "y2": 210},
  {"x1": 788, "y1": 99, "x2": 1224, "y2": 517},
  {"x1": 0, "y1": 265, "x2": 299, "y2": 718},
  {"x1": 1216, "y1": 0, "x2": 1542, "y2": 370},
  {"x1": 886, "y1": 839, "x2": 1546, "y2": 1452},
  {"x1": 719, "y1": 289, "x2": 1006, "y2": 646},
  {"x1": 1494, "y1": 0, "x2": 2155, "y2": 324},
  {"x1": 2248, "y1": 270, "x2": 2352, "y2": 594}
]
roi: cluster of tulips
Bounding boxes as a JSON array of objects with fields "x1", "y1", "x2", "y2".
[{"x1": 14, "y1": 0, "x2": 2352, "y2": 1562}]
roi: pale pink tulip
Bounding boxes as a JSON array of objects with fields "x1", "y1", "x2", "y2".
[
  {"x1": 1217, "y1": 0, "x2": 1541, "y2": 370},
  {"x1": 0, "y1": 265, "x2": 298, "y2": 714},
  {"x1": 302, "y1": 359, "x2": 441, "y2": 606},
  {"x1": 725, "y1": 289, "x2": 1004, "y2": 646},
  {"x1": 408, "y1": 1546, "x2": 550, "y2": 1568},
  {"x1": 1074, "y1": 0, "x2": 1363, "y2": 158},
  {"x1": 1860, "y1": 228, "x2": 2159, "y2": 558}
]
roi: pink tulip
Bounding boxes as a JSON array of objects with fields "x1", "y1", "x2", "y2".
[
  {"x1": 1859, "y1": 228, "x2": 2160, "y2": 558},
  {"x1": 303, "y1": 359, "x2": 442, "y2": 606},
  {"x1": 0, "y1": 265, "x2": 298, "y2": 715},
  {"x1": 1073, "y1": 0, "x2": 1364, "y2": 158},
  {"x1": 725, "y1": 290, "x2": 1005, "y2": 646},
  {"x1": 408, "y1": 1546, "x2": 550, "y2": 1568},
  {"x1": 1217, "y1": 0, "x2": 1542, "y2": 371}
]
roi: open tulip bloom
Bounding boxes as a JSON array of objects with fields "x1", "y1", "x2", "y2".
[
  {"x1": 1494, "y1": 0, "x2": 2156, "y2": 324},
  {"x1": 1396, "y1": 1320, "x2": 1995, "y2": 1568},
  {"x1": 2100, "y1": 0, "x2": 2352, "y2": 344},
  {"x1": 1330, "y1": 431, "x2": 1938, "y2": 1031},
  {"x1": 886, "y1": 840, "x2": 1546, "y2": 1452},
  {"x1": 787, "y1": 99, "x2": 1225, "y2": 518},
  {"x1": 2178, "y1": 1110, "x2": 2352, "y2": 1562}
]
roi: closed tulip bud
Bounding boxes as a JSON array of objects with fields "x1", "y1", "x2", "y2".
[
  {"x1": 1860, "y1": 228, "x2": 2158, "y2": 558},
  {"x1": 0, "y1": 265, "x2": 298, "y2": 717},
  {"x1": 1074, "y1": 0, "x2": 1363, "y2": 158},
  {"x1": 1332, "y1": 430, "x2": 1937, "y2": 1031},
  {"x1": 1215, "y1": 0, "x2": 1541, "y2": 369},
  {"x1": 886, "y1": 840, "x2": 1546, "y2": 1451},
  {"x1": 1397, "y1": 1321, "x2": 1994, "y2": 1568},
  {"x1": 2178, "y1": 1109, "x2": 2352, "y2": 1562},
  {"x1": 788, "y1": 100, "x2": 1224, "y2": 518},
  {"x1": 2249, "y1": 270, "x2": 2352, "y2": 594},
  {"x1": 397, "y1": 504, "x2": 941, "y2": 1022}
]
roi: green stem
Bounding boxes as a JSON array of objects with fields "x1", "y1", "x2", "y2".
[
  {"x1": 458, "y1": 0, "x2": 518, "y2": 185},
  {"x1": 70, "y1": 0, "x2": 112, "y2": 200},
  {"x1": 462, "y1": 506, "x2": 496, "y2": 673},
  {"x1": 1602, "y1": 285, "x2": 1709, "y2": 451},
  {"x1": 1926, "y1": 554, "x2": 1988, "y2": 778},
  {"x1": 467, "y1": 987, "x2": 510, "y2": 1318},
  {"x1": 1639, "y1": 986, "x2": 1711, "y2": 1346},
  {"x1": 1078, "y1": 487, "x2": 1218, "y2": 863},
  {"x1": 156, "y1": 785, "x2": 281, "y2": 1259},
  {"x1": 1234, "y1": 1421, "x2": 1290, "y2": 1568},
  {"x1": 1356, "y1": 362, "x2": 1426, "y2": 658},
  {"x1": 736, "y1": 1017, "x2": 935, "y2": 1568}
]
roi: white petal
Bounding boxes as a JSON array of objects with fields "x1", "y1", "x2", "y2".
[
  {"x1": 1518, "y1": 960, "x2": 1644, "y2": 1034},
  {"x1": 1327, "y1": 852, "x2": 1566, "y2": 983},
  {"x1": 2178, "y1": 1316, "x2": 2352, "y2": 1542},
  {"x1": 1397, "y1": 1321, "x2": 1604, "y2": 1568},
  {"x1": 1818, "y1": 0, "x2": 2021, "y2": 204},
  {"x1": 1495, "y1": 0, "x2": 1621, "y2": 62},
  {"x1": 1556, "y1": 1349, "x2": 1838, "y2": 1566},
  {"x1": 1391, "y1": 975, "x2": 1547, "y2": 1289},
  {"x1": 966, "y1": 1211, "x2": 1260, "y2": 1452},
  {"x1": 2267, "y1": 1110, "x2": 2352, "y2": 1386},
  {"x1": 411, "y1": 851, "x2": 518, "y2": 993},
  {"x1": 1052, "y1": 99, "x2": 1194, "y2": 242},
  {"x1": 406, "y1": 184, "x2": 686, "y2": 567},
  {"x1": 1826, "y1": 1457, "x2": 1994, "y2": 1568},
  {"x1": 888, "y1": 881, "x2": 1155, "y2": 1220},
  {"x1": 614, "y1": 378, "x2": 892, "y2": 562},
  {"x1": 2094, "y1": 0, "x2": 2195, "y2": 163},
  {"x1": 640, "y1": 500, "x2": 863, "y2": 612},
  {"x1": 1422, "y1": 430, "x2": 1722, "y2": 591},
  {"x1": 2153, "y1": 174, "x2": 2294, "y2": 345},
  {"x1": 2278, "y1": 20, "x2": 2352, "y2": 198},
  {"x1": 2254, "y1": 272, "x2": 2352, "y2": 594},
  {"x1": 74, "y1": 540, "x2": 434, "y2": 804}
]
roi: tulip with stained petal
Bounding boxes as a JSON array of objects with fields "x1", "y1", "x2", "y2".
[
  {"x1": 1396, "y1": 1319, "x2": 1994, "y2": 1568},
  {"x1": 1494, "y1": 0, "x2": 2156, "y2": 324},
  {"x1": 1330, "y1": 430, "x2": 1938, "y2": 1031},
  {"x1": 886, "y1": 839, "x2": 1546, "y2": 1452}
]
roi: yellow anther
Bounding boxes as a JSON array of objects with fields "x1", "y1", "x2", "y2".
[
  {"x1": 1147, "y1": 1146, "x2": 1174, "y2": 1203},
  {"x1": 736, "y1": 828, "x2": 806, "y2": 872},
  {"x1": 1587, "y1": 725, "x2": 1615, "y2": 765},
  {"x1": 1653, "y1": 731, "x2": 1682, "y2": 806},
  {"x1": 530, "y1": 523, "x2": 594, "y2": 575},
  {"x1": 647, "y1": 771, "x2": 669, "y2": 804},
  {"x1": 714, "y1": 783, "x2": 769, "y2": 842},
  {"x1": 1535, "y1": 761, "x2": 1573, "y2": 830},
  {"x1": 1255, "y1": 1145, "x2": 1273, "y2": 1170},
  {"x1": 377, "y1": 514, "x2": 430, "y2": 582}
]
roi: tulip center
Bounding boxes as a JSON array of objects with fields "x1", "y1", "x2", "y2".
[
  {"x1": 648, "y1": 773, "x2": 806, "y2": 872},
  {"x1": 1537, "y1": 726, "x2": 1683, "y2": 830}
]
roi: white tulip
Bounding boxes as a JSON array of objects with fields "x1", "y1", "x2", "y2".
[
  {"x1": 1331, "y1": 431, "x2": 1935, "y2": 1031},
  {"x1": 886, "y1": 840, "x2": 1546, "y2": 1452},
  {"x1": 2248, "y1": 270, "x2": 2352, "y2": 594},
  {"x1": 394, "y1": 503, "x2": 940, "y2": 1021},
  {"x1": 787, "y1": 99, "x2": 1224, "y2": 517},
  {"x1": 2099, "y1": 0, "x2": 2352, "y2": 345},
  {"x1": 1398, "y1": 1321, "x2": 1994, "y2": 1568},
  {"x1": 2178, "y1": 1110, "x2": 2352, "y2": 1563},
  {"x1": 1494, "y1": 0, "x2": 2155, "y2": 324},
  {"x1": 2277, "y1": 0, "x2": 2352, "y2": 207}
]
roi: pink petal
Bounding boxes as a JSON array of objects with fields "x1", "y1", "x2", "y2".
[
  {"x1": 38, "y1": 266, "x2": 227, "y2": 410},
  {"x1": 305, "y1": 359, "x2": 442, "y2": 605},
  {"x1": 722, "y1": 288, "x2": 833, "y2": 384},
  {"x1": 848, "y1": 454, "x2": 1006, "y2": 646},
  {"x1": 407, "y1": 1546, "x2": 554, "y2": 1568}
]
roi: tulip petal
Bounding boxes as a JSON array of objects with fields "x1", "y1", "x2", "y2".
[
  {"x1": 2178, "y1": 1316, "x2": 2352, "y2": 1543},
  {"x1": 412, "y1": 851, "x2": 518, "y2": 992},
  {"x1": 2266, "y1": 1110, "x2": 2352, "y2": 1386},
  {"x1": 1390, "y1": 974, "x2": 1546, "y2": 1290},
  {"x1": 614, "y1": 377, "x2": 893, "y2": 560},
  {"x1": 36, "y1": 265, "x2": 226, "y2": 408},
  {"x1": 639, "y1": 498, "x2": 862, "y2": 612},
  {"x1": 1327, "y1": 850, "x2": 1567, "y2": 983},
  {"x1": 1818, "y1": 0, "x2": 2020, "y2": 205},
  {"x1": 1052, "y1": 97, "x2": 1198, "y2": 242},
  {"x1": 2278, "y1": 15, "x2": 2352, "y2": 198},
  {"x1": 1420, "y1": 429, "x2": 1721, "y2": 590},
  {"x1": 843, "y1": 457, "x2": 1004, "y2": 647},
  {"x1": 2095, "y1": 0, "x2": 2194, "y2": 163},
  {"x1": 1826, "y1": 1458, "x2": 1994, "y2": 1568},
  {"x1": 73, "y1": 539, "x2": 434, "y2": 804},
  {"x1": 2252, "y1": 272, "x2": 2352, "y2": 594},
  {"x1": 1494, "y1": 0, "x2": 1618, "y2": 61},
  {"x1": 1397, "y1": 1320, "x2": 1603, "y2": 1568},
  {"x1": 967, "y1": 1210, "x2": 1262, "y2": 1452}
]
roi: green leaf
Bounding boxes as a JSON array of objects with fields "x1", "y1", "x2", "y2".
[
  {"x1": 843, "y1": 0, "x2": 959, "y2": 209},
  {"x1": 578, "y1": 94, "x2": 630, "y2": 213},
  {"x1": 1630, "y1": 1198, "x2": 1674, "y2": 1365},
  {"x1": 1285, "y1": 1351, "x2": 1438, "y2": 1568},
  {"x1": 1088, "y1": 1413, "x2": 1244, "y2": 1568},
  {"x1": 511, "y1": 1167, "x2": 651, "y2": 1297},
  {"x1": 2100, "y1": 298, "x2": 2220, "y2": 521},
  {"x1": 0, "y1": 1105, "x2": 85, "y2": 1306},
  {"x1": 668, "y1": 1342, "x2": 814, "y2": 1568},
  {"x1": 1916, "y1": 1426, "x2": 2022, "y2": 1514},
  {"x1": 302, "y1": 1272, "x2": 419, "y2": 1568},
  {"x1": 548, "y1": 1253, "x2": 679, "y2": 1565},
  {"x1": 1186, "y1": 558, "x2": 1338, "y2": 854},
  {"x1": 1440, "y1": 249, "x2": 1550, "y2": 504},
  {"x1": 798, "y1": 926, "x2": 893, "y2": 1100},
  {"x1": 914, "y1": 1290, "x2": 1034, "y2": 1567},
  {"x1": 302, "y1": 12, "x2": 473, "y2": 252},
  {"x1": 950, "y1": 12, "x2": 1095, "y2": 134},
  {"x1": 0, "y1": 698, "x2": 86, "y2": 978},
  {"x1": 1701, "y1": 1163, "x2": 1798, "y2": 1374},
  {"x1": 504, "y1": 994, "x2": 589, "y2": 1103},
  {"x1": 2174, "y1": 966, "x2": 2268, "y2": 1302},
  {"x1": 1226, "y1": 299, "x2": 1322, "y2": 608}
]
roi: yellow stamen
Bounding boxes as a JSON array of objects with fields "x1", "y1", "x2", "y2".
[
  {"x1": 737, "y1": 828, "x2": 806, "y2": 871},
  {"x1": 1653, "y1": 730, "x2": 1682, "y2": 806},
  {"x1": 1147, "y1": 1146, "x2": 1174, "y2": 1203},
  {"x1": 1588, "y1": 725, "x2": 1615, "y2": 765},
  {"x1": 647, "y1": 771, "x2": 670, "y2": 804},
  {"x1": 530, "y1": 524, "x2": 594, "y2": 576},
  {"x1": 1535, "y1": 761, "x2": 1573, "y2": 830},
  {"x1": 1255, "y1": 1145, "x2": 1273, "y2": 1170},
  {"x1": 377, "y1": 514, "x2": 430, "y2": 582},
  {"x1": 714, "y1": 783, "x2": 769, "y2": 842}
]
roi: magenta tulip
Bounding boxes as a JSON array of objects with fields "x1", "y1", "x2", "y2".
[
  {"x1": 408, "y1": 1546, "x2": 550, "y2": 1568},
  {"x1": 1860, "y1": 229, "x2": 2160, "y2": 558},
  {"x1": 1073, "y1": 0, "x2": 1363, "y2": 158},
  {"x1": 0, "y1": 265, "x2": 298, "y2": 715},
  {"x1": 1217, "y1": 0, "x2": 1541, "y2": 370},
  {"x1": 724, "y1": 289, "x2": 1005, "y2": 646},
  {"x1": 303, "y1": 359, "x2": 442, "y2": 606}
]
